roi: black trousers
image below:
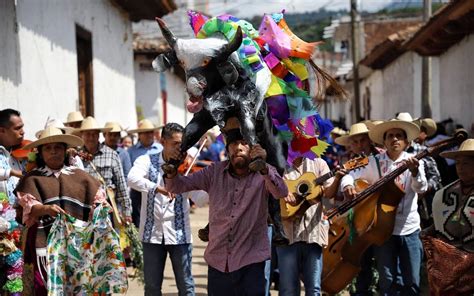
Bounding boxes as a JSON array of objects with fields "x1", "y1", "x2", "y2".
[{"x1": 208, "y1": 261, "x2": 266, "y2": 296}]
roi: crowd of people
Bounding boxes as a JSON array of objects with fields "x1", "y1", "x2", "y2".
[{"x1": 0, "y1": 107, "x2": 473, "y2": 296}]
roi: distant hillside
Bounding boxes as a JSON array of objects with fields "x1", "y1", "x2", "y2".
[
  {"x1": 374, "y1": 0, "x2": 446, "y2": 17},
  {"x1": 248, "y1": 9, "x2": 346, "y2": 50}
]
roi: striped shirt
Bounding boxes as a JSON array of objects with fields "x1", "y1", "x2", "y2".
[
  {"x1": 166, "y1": 161, "x2": 288, "y2": 272},
  {"x1": 82, "y1": 143, "x2": 132, "y2": 217}
]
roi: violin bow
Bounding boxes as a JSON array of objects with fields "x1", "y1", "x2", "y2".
[{"x1": 184, "y1": 137, "x2": 208, "y2": 176}]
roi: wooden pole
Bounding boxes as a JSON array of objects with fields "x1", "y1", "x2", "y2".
[
  {"x1": 421, "y1": 0, "x2": 432, "y2": 118},
  {"x1": 350, "y1": 0, "x2": 362, "y2": 123}
]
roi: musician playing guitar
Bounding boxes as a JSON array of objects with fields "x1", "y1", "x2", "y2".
[
  {"x1": 277, "y1": 156, "x2": 347, "y2": 296},
  {"x1": 334, "y1": 122, "x2": 383, "y2": 296},
  {"x1": 341, "y1": 118, "x2": 428, "y2": 296}
]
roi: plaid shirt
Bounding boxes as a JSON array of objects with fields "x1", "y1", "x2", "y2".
[
  {"x1": 407, "y1": 142, "x2": 442, "y2": 192},
  {"x1": 82, "y1": 143, "x2": 132, "y2": 217}
]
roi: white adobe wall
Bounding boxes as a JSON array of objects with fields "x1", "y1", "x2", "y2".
[
  {"x1": 165, "y1": 71, "x2": 190, "y2": 127},
  {"x1": 0, "y1": 0, "x2": 136, "y2": 138},
  {"x1": 437, "y1": 34, "x2": 474, "y2": 130},
  {"x1": 0, "y1": 0, "x2": 20, "y2": 108},
  {"x1": 134, "y1": 55, "x2": 190, "y2": 127},
  {"x1": 379, "y1": 51, "x2": 421, "y2": 118},
  {"x1": 134, "y1": 55, "x2": 162, "y2": 127},
  {"x1": 360, "y1": 69, "x2": 384, "y2": 120}
]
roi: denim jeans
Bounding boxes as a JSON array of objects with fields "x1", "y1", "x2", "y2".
[
  {"x1": 264, "y1": 225, "x2": 272, "y2": 295},
  {"x1": 143, "y1": 242, "x2": 195, "y2": 296},
  {"x1": 208, "y1": 261, "x2": 266, "y2": 296},
  {"x1": 375, "y1": 229, "x2": 423, "y2": 296},
  {"x1": 276, "y1": 242, "x2": 323, "y2": 296}
]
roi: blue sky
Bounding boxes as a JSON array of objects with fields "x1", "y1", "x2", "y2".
[{"x1": 203, "y1": 0, "x2": 392, "y2": 18}]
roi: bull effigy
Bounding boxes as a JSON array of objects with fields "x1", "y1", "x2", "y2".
[{"x1": 153, "y1": 10, "x2": 344, "y2": 174}]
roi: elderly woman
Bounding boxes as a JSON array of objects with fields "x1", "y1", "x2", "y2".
[
  {"x1": 15, "y1": 126, "x2": 126, "y2": 295},
  {"x1": 421, "y1": 138, "x2": 474, "y2": 296}
]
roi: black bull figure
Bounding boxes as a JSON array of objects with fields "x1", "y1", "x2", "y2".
[{"x1": 153, "y1": 18, "x2": 288, "y2": 175}]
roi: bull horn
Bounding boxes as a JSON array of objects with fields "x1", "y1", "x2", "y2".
[
  {"x1": 155, "y1": 17, "x2": 177, "y2": 47},
  {"x1": 217, "y1": 26, "x2": 243, "y2": 61}
]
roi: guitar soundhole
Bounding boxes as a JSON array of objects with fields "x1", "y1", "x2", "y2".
[{"x1": 298, "y1": 183, "x2": 309, "y2": 195}]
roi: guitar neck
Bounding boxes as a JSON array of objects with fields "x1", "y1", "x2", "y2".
[
  {"x1": 326, "y1": 153, "x2": 423, "y2": 219},
  {"x1": 315, "y1": 171, "x2": 335, "y2": 186},
  {"x1": 326, "y1": 130, "x2": 468, "y2": 220}
]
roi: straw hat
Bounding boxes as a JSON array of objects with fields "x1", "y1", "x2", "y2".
[
  {"x1": 413, "y1": 117, "x2": 437, "y2": 137},
  {"x1": 369, "y1": 113, "x2": 420, "y2": 145},
  {"x1": 330, "y1": 127, "x2": 348, "y2": 137},
  {"x1": 35, "y1": 118, "x2": 74, "y2": 139},
  {"x1": 77, "y1": 116, "x2": 112, "y2": 133},
  {"x1": 24, "y1": 126, "x2": 83, "y2": 150},
  {"x1": 335, "y1": 123, "x2": 370, "y2": 146},
  {"x1": 127, "y1": 119, "x2": 161, "y2": 134},
  {"x1": 64, "y1": 111, "x2": 84, "y2": 124},
  {"x1": 104, "y1": 122, "x2": 124, "y2": 133},
  {"x1": 440, "y1": 139, "x2": 474, "y2": 159},
  {"x1": 363, "y1": 120, "x2": 384, "y2": 130}
]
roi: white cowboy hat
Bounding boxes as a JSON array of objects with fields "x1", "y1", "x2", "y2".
[
  {"x1": 127, "y1": 119, "x2": 162, "y2": 134},
  {"x1": 64, "y1": 111, "x2": 84, "y2": 124},
  {"x1": 369, "y1": 113, "x2": 420, "y2": 145},
  {"x1": 413, "y1": 117, "x2": 437, "y2": 137},
  {"x1": 76, "y1": 116, "x2": 112, "y2": 133},
  {"x1": 104, "y1": 122, "x2": 124, "y2": 133},
  {"x1": 394, "y1": 112, "x2": 437, "y2": 136},
  {"x1": 330, "y1": 127, "x2": 348, "y2": 137},
  {"x1": 363, "y1": 120, "x2": 384, "y2": 130},
  {"x1": 24, "y1": 126, "x2": 83, "y2": 150},
  {"x1": 440, "y1": 139, "x2": 474, "y2": 159},
  {"x1": 35, "y1": 118, "x2": 74, "y2": 139},
  {"x1": 335, "y1": 123, "x2": 370, "y2": 146}
]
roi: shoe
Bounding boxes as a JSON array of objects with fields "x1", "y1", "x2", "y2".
[{"x1": 198, "y1": 224, "x2": 209, "y2": 242}]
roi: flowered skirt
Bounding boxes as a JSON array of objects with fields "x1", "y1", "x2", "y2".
[{"x1": 46, "y1": 205, "x2": 128, "y2": 295}]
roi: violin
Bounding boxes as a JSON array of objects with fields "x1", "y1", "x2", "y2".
[
  {"x1": 178, "y1": 159, "x2": 211, "y2": 175},
  {"x1": 177, "y1": 138, "x2": 211, "y2": 176},
  {"x1": 11, "y1": 139, "x2": 38, "y2": 173},
  {"x1": 11, "y1": 139, "x2": 33, "y2": 160}
]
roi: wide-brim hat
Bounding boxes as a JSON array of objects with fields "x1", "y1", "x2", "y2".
[
  {"x1": 103, "y1": 122, "x2": 124, "y2": 133},
  {"x1": 330, "y1": 127, "x2": 347, "y2": 137},
  {"x1": 440, "y1": 139, "x2": 474, "y2": 159},
  {"x1": 35, "y1": 118, "x2": 74, "y2": 139},
  {"x1": 369, "y1": 119, "x2": 420, "y2": 145},
  {"x1": 24, "y1": 126, "x2": 84, "y2": 150},
  {"x1": 413, "y1": 118, "x2": 437, "y2": 137},
  {"x1": 127, "y1": 119, "x2": 162, "y2": 133},
  {"x1": 335, "y1": 123, "x2": 370, "y2": 146},
  {"x1": 64, "y1": 111, "x2": 84, "y2": 124},
  {"x1": 363, "y1": 120, "x2": 384, "y2": 130},
  {"x1": 76, "y1": 116, "x2": 112, "y2": 133}
]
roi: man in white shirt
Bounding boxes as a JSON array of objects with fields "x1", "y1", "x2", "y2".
[
  {"x1": 0, "y1": 108, "x2": 25, "y2": 291},
  {"x1": 341, "y1": 118, "x2": 428, "y2": 296},
  {"x1": 128, "y1": 123, "x2": 198, "y2": 296}
]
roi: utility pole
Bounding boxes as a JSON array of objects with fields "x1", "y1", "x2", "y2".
[
  {"x1": 350, "y1": 0, "x2": 362, "y2": 123},
  {"x1": 421, "y1": 0, "x2": 432, "y2": 118}
]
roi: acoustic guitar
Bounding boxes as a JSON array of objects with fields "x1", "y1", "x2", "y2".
[{"x1": 281, "y1": 156, "x2": 369, "y2": 219}]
